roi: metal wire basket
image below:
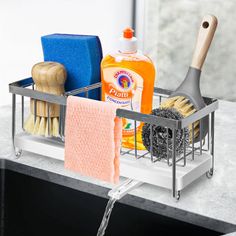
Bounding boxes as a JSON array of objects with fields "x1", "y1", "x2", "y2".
[{"x1": 9, "y1": 78, "x2": 218, "y2": 200}]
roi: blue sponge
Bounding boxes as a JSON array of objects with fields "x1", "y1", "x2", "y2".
[{"x1": 41, "y1": 34, "x2": 103, "y2": 100}]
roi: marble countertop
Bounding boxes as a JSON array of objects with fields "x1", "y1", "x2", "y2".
[{"x1": 1, "y1": 100, "x2": 236, "y2": 234}]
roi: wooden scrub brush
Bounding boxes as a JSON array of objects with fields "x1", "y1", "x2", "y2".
[
  {"x1": 24, "y1": 62, "x2": 67, "y2": 137},
  {"x1": 142, "y1": 15, "x2": 217, "y2": 157}
]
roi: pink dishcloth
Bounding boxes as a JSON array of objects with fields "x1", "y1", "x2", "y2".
[{"x1": 64, "y1": 96, "x2": 122, "y2": 184}]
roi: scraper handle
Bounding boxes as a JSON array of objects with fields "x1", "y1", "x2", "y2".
[{"x1": 191, "y1": 15, "x2": 218, "y2": 70}]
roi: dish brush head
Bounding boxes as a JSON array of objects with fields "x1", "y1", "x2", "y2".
[
  {"x1": 24, "y1": 114, "x2": 60, "y2": 137},
  {"x1": 160, "y1": 96, "x2": 196, "y2": 117},
  {"x1": 24, "y1": 62, "x2": 66, "y2": 138},
  {"x1": 160, "y1": 96, "x2": 199, "y2": 141},
  {"x1": 142, "y1": 108, "x2": 189, "y2": 159}
]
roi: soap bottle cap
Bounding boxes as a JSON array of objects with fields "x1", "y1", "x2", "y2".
[{"x1": 119, "y1": 28, "x2": 137, "y2": 53}]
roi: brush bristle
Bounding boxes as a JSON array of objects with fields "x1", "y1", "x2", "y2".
[
  {"x1": 160, "y1": 96, "x2": 199, "y2": 141},
  {"x1": 24, "y1": 114, "x2": 34, "y2": 134},
  {"x1": 52, "y1": 117, "x2": 59, "y2": 137},
  {"x1": 160, "y1": 96, "x2": 196, "y2": 116},
  {"x1": 32, "y1": 117, "x2": 40, "y2": 135},
  {"x1": 24, "y1": 114, "x2": 59, "y2": 137},
  {"x1": 38, "y1": 117, "x2": 46, "y2": 136}
]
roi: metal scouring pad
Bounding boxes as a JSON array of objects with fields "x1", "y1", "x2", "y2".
[{"x1": 142, "y1": 108, "x2": 189, "y2": 159}]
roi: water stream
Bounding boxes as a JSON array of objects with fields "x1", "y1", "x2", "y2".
[{"x1": 96, "y1": 197, "x2": 117, "y2": 236}]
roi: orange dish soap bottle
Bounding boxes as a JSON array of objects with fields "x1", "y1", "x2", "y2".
[{"x1": 101, "y1": 28, "x2": 156, "y2": 150}]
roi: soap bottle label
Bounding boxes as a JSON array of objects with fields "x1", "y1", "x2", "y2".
[{"x1": 103, "y1": 67, "x2": 143, "y2": 136}]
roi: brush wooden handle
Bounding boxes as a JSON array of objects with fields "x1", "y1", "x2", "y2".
[
  {"x1": 191, "y1": 15, "x2": 218, "y2": 70},
  {"x1": 30, "y1": 62, "x2": 66, "y2": 117}
]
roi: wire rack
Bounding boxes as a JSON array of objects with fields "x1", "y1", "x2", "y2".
[{"x1": 9, "y1": 77, "x2": 218, "y2": 200}]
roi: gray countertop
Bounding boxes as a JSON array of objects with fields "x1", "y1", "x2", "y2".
[{"x1": 1, "y1": 100, "x2": 236, "y2": 234}]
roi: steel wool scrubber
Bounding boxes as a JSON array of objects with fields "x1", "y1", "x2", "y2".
[{"x1": 142, "y1": 108, "x2": 189, "y2": 159}]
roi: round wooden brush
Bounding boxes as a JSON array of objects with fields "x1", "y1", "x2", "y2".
[
  {"x1": 160, "y1": 15, "x2": 218, "y2": 142},
  {"x1": 24, "y1": 62, "x2": 67, "y2": 137}
]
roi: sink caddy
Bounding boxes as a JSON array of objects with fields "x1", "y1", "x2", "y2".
[{"x1": 9, "y1": 78, "x2": 218, "y2": 201}]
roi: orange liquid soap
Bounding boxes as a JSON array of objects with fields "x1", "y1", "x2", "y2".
[{"x1": 101, "y1": 28, "x2": 156, "y2": 150}]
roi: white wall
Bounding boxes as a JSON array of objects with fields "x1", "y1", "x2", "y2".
[{"x1": 0, "y1": 0, "x2": 132, "y2": 106}]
